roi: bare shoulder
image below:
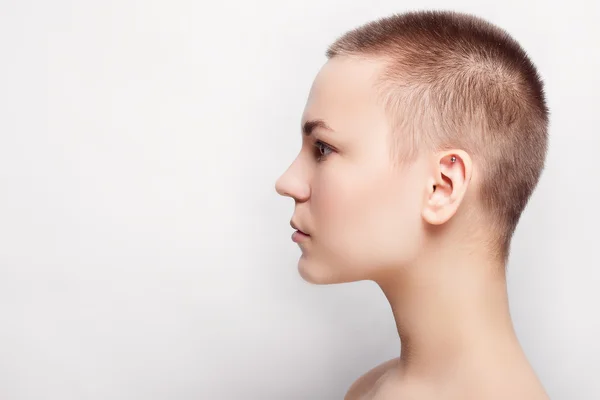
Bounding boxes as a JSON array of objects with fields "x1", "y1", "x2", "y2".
[{"x1": 344, "y1": 357, "x2": 400, "y2": 400}]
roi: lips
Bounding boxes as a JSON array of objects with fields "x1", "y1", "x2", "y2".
[{"x1": 290, "y1": 221, "x2": 309, "y2": 236}]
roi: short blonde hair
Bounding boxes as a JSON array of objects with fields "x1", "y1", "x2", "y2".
[{"x1": 326, "y1": 10, "x2": 549, "y2": 260}]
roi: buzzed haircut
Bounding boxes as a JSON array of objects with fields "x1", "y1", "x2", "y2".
[{"x1": 326, "y1": 10, "x2": 549, "y2": 260}]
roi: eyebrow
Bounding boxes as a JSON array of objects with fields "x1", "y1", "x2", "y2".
[{"x1": 302, "y1": 119, "x2": 334, "y2": 136}]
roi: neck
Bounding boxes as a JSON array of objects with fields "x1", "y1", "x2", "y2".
[{"x1": 375, "y1": 244, "x2": 523, "y2": 381}]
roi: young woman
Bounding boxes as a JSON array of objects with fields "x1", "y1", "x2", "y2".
[{"x1": 275, "y1": 10, "x2": 550, "y2": 400}]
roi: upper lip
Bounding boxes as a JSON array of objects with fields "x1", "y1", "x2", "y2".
[{"x1": 290, "y1": 220, "x2": 309, "y2": 235}]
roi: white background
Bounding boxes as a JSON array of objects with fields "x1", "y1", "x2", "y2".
[{"x1": 0, "y1": 0, "x2": 598, "y2": 399}]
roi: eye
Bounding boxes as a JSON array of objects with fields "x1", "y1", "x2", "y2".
[{"x1": 313, "y1": 140, "x2": 334, "y2": 161}]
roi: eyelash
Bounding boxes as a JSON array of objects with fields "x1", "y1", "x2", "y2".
[{"x1": 313, "y1": 140, "x2": 334, "y2": 162}]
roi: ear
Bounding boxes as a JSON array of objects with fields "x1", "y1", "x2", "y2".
[{"x1": 422, "y1": 150, "x2": 472, "y2": 225}]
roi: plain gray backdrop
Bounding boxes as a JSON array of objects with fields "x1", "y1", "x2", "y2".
[{"x1": 0, "y1": 0, "x2": 598, "y2": 399}]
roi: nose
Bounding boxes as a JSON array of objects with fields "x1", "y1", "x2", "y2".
[{"x1": 275, "y1": 159, "x2": 310, "y2": 201}]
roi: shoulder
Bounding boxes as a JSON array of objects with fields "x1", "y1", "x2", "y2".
[{"x1": 344, "y1": 357, "x2": 400, "y2": 400}]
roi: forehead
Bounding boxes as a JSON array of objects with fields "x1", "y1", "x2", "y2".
[{"x1": 302, "y1": 56, "x2": 390, "y2": 137}]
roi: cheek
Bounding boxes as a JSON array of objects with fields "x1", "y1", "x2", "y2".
[
  {"x1": 309, "y1": 169, "x2": 378, "y2": 251},
  {"x1": 310, "y1": 166, "x2": 423, "y2": 264},
  {"x1": 310, "y1": 167, "x2": 368, "y2": 231},
  {"x1": 367, "y1": 183, "x2": 424, "y2": 253}
]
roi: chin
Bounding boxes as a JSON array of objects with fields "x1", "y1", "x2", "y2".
[{"x1": 297, "y1": 255, "x2": 363, "y2": 285}]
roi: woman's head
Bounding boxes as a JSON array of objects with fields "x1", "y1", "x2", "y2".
[{"x1": 275, "y1": 11, "x2": 549, "y2": 284}]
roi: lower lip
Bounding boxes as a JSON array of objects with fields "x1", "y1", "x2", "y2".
[{"x1": 292, "y1": 230, "x2": 310, "y2": 242}]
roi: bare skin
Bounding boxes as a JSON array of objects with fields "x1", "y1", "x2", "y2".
[
  {"x1": 345, "y1": 353, "x2": 547, "y2": 400},
  {"x1": 275, "y1": 55, "x2": 549, "y2": 399},
  {"x1": 344, "y1": 252, "x2": 549, "y2": 400}
]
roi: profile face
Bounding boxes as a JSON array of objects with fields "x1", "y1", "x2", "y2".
[{"x1": 275, "y1": 56, "x2": 428, "y2": 284}]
